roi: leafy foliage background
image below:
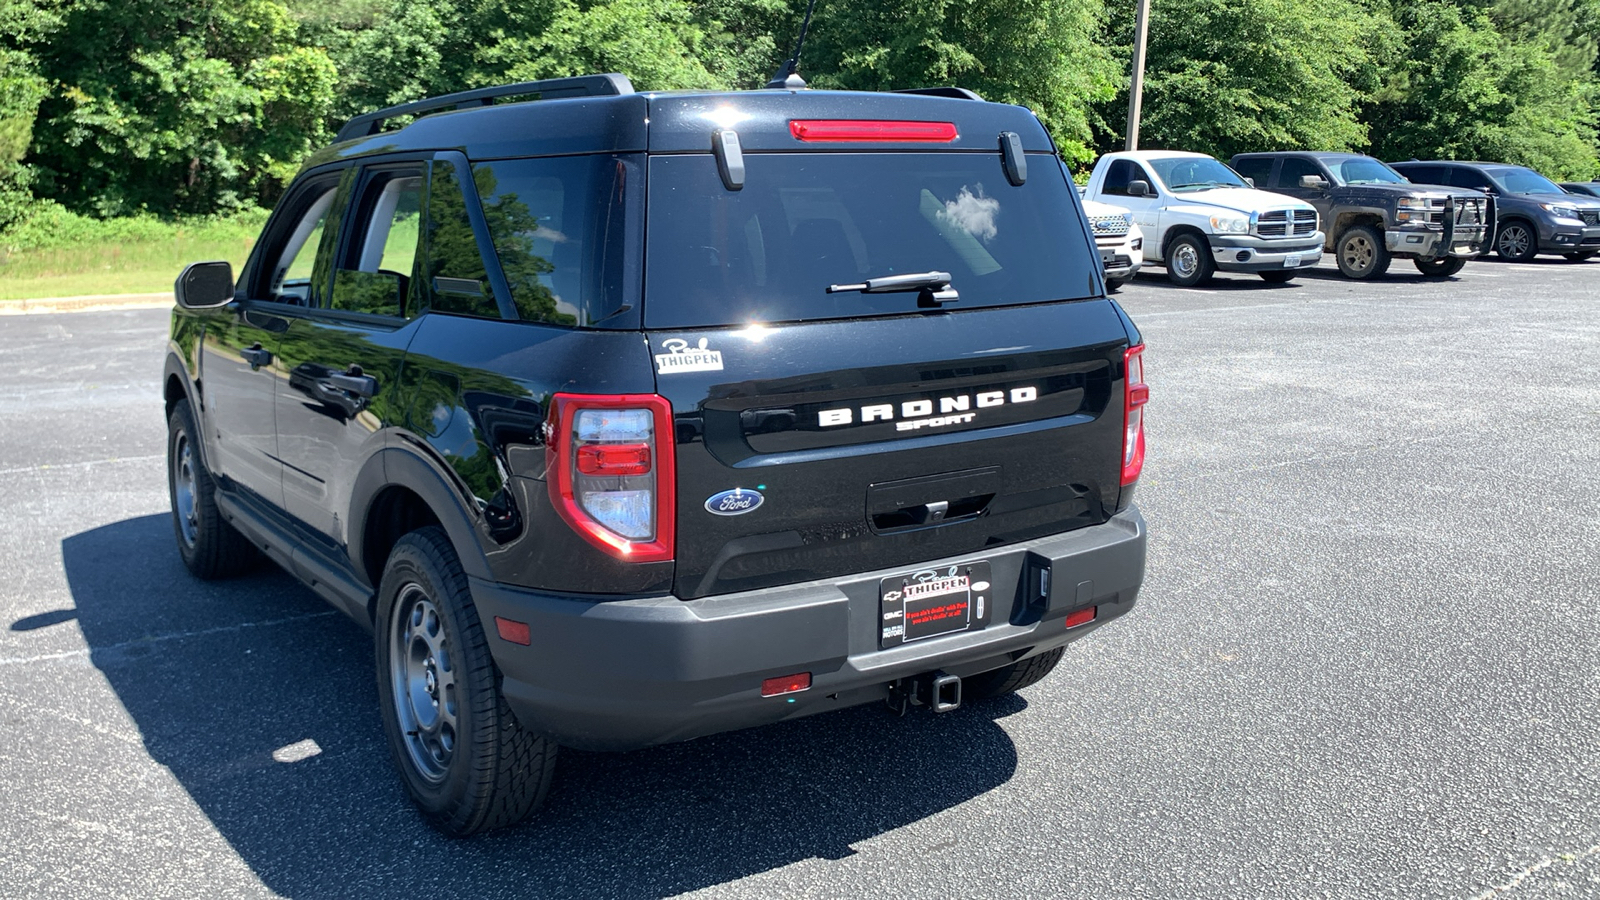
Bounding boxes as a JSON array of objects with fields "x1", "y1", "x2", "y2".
[{"x1": 0, "y1": 0, "x2": 1596, "y2": 231}]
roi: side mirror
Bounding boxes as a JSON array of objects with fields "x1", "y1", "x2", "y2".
[
  {"x1": 1127, "y1": 179, "x2": 1151, "y2": 197},
  {"x1": 1300, "y1": 175, "x2": 1329, "y2": 189},
  {"x1": 174, "y1": 261, "x2": 235, "y2": 309},
  {"x1": 1244, "y1": 177, "x2": 1255, "y2": 188},
  {"x1": 1479, "y1": 185, "x2": 1496, "y2": 195}
]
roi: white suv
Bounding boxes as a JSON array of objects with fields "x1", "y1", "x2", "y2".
[{"x1": 1079, "y1": 194, "x2": 1145, "y2": 290}]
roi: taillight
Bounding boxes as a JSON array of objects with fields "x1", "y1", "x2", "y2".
[
  {"x1": 788, "y1": 120, "x2": 959, "y2": 143},
  {"x1": 1122, "y1": 344, "x2": 1148, "y2": 486},
  {"x1": 546, "y1": 393, "x2": 675, "y2": 562}
]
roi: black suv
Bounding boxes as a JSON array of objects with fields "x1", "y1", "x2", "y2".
[
  {"x1": 1230, "y1": 152, "x2": 1491, "y2": 279},
  {"x1": 163, "y1": 74, "x2": 1149, "y2": 835},
  {"x1": 1388, "y1": 160, "x2": 1600, "y2": 262}
]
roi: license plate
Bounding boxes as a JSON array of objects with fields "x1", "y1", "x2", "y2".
[
  {"x1": 880, "y1": 562, "x2": 993, "y2": 648},
  {"x1": 1283, "y1": 254, "x2": 1302, "y2": 268}
]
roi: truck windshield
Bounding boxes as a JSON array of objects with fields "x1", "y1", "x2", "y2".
[
  {"x1": 1148, "y1": 157, "x2": 1249, "y2": 192},
  {"x1": 1487, "y1": 166, "x2": 1563, "y2": 195},
  {"x1": 642, "y1": 152, "x2": 1100, "y2": 328},
  {"x1": 1335, "y1": 158, "x2": 1407, "y2": 185}
]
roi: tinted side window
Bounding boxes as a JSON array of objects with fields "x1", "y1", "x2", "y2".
[
  {"x1": 330, "y1": 167, "x2": 425, "y2": 318},
  {"x1": 1396, "y1": 165, "x2": 1442, "y2": 185},
  {"x1": 422, "y1": 159, "x2": 501, "y2": 319},
  {"x1": 1232, "y1": 157, "x2": 1273, "y2": 186},
  {"x1": 1277, "y1": 157, "x2": 1323, "y2": 188},
  {"x1": 1101, "y1": 159, "x2": 1147, "y2": 196},
  {"x1": 471, "y1": 155, "x2": 633, "y2": 327},
  {"x1": 250, "y1": 173, "x2": 347, "y2": 306},
  {"x1": 1447, "y1": 167, "x2": 1492, "y2": 192}
]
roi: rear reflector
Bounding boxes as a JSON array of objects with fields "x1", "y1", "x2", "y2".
[
  {"x1": 576, "y1": 442, "x2": 652, "y2": 476},
  {"x1": 1122, "y1": 344, "x2": 1148, "y2": 486},
  {"x1": 789, "y1": 120, "x2": 958, "y2": 143},
  {"x1": 761, "y1": 672, "x2": 812, "y2": 697},
  {"x1": 494, "y1": 617, "x2": 532, "y2": 645},
  {"x1": 1065, "y1": 607, "x2": 1097, "y2": 629}
]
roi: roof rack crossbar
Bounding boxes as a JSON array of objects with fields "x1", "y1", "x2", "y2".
[
  {"x1": 335, "y1": 73, "x2": 636, "y2": 143},
  {"x1": 891, "y1": 87, "x2": 984, "y2": 101}
]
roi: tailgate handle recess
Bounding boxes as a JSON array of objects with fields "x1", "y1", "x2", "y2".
[{"x1": 867, "y1": 467, "x2": 999, "y2": 534}]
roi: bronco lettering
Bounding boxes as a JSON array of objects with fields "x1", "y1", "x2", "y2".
[{"x1": 817, "y1": 386, "x2": 1037, "y2": 429}]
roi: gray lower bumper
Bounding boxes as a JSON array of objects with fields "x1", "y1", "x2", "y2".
[
  {"x1": 471, "y1": 507, "x2": 1148, "y2": 751},
  {"x1": 1544, "y1": 225, "x2": 1600, "y2": 251},
  {"x1": 1208, "y1": 235, "x2": 1324, "y2": 273}
]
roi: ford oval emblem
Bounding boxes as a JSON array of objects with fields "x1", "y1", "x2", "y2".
[{"x1": 705, "y1": 488, "x2": 764, "y2": 516}]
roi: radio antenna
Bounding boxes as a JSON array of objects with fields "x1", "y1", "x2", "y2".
[{"x1": 766, "y1": 0, "x2": 819, "y2": 89}]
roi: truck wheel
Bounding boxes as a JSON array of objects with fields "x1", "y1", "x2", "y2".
[
  {"x1": 166, "y1": 398, "x2": 259, "y2": 579},
  {"x1": 1335, "y1": 226, "x2": 1391, "y2": 279},
  {"x1": 1494, "y1": 221, "x2": 1538, "y2": 261},
  {"x1": 1166, "y1": 234, "x2": 1215, "y2": 287},
  {"x1": 1258, "y1": 271, "x2": 1296, "y2": 284},
  {"x1": 1104, "y1": 276, "x2": 1127, "y2": 292},
  {"x1": 963, "y1": 647, "x2": 1066, "y2": 702},
  {"x1": 375, "y1": 526, "x2": 557, "y2": 836},
  {"x1": 1563, "y1": 251, "x2": 1596, "y2": 261},
  {"x1": 1414, "y1": 256, "x2": 1465, "y2": 277}
]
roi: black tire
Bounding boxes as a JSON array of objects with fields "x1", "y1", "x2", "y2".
[
  {"x1": 1104, "y1": 276, "x2": 1127, "y2": 292},
  {"x1": 1335, "y1": 225, "x2": 1391, "y2": 279},
  {"x1": 1414, "y1": 255, "x2": 1466, "y2": 277},
  {"x1": 1165, "y1": 233, "x2": 1215, "y2": 287},
  {"x1": 1258, "y1": 270, "x2": 1296, "y2": 284},
  {"x1": 166, "y1": 398, "x2": 259, "y2": 579},
  {"x1": 375, "y1": 526, "x2": 556, "y2": 836},
  {"x1": 1494, "y1": 220, "x2": 1538, "y2": 262},
  {"x1": 1563, "y1": 251, "x2": 1596, "y2": 261},
  {"x1": 963, "y1": 647, "x2": 1066, "y2": 702}
]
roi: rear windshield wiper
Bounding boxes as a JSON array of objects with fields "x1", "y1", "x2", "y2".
[{"x1": 827, "y1": 270, "x2": 959, "y2": 306}]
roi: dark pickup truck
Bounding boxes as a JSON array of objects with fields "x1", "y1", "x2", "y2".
[
  {"x1": 1231, "y1": 152, "x2": 1491, "y2": 279},
  {"x1": 163, "y1": 75, "x2": 1150, "y2": 835}
]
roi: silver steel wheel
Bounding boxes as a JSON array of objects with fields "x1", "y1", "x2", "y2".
[
  {"x1": 1341, "y1": 233, "x2": 1376, "y2": 272},
  {"x1": 390, "y1": 585, "x2": 458, "y2": 783},
  {"x1": 1498, "y1": 224, "x2": 1532, "y2": 259},
  {"x1": 1171, "y1": 241, "x2": 1200, "y2": 278},
  {"x1": 171, "y1": 432, "x2": 198, "y2": 549}
]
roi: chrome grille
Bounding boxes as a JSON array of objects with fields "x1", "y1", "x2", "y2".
[
  {"x1": 1089, "y1": 214, "x2": 1131, "y2": 238},
  {"x1": 1255, "y1": 209, "x2": 1317, "y2": 238},
  {"x1": 1256, "y1": 210, "x2": 1288, "y2": 237}
]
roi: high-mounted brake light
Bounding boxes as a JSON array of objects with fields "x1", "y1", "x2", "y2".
[
  {"x1": 547, "y1": 393, "x2": 675, "y2": 562},
  {"x1": 789, "y1": 120, "x2": 959, "y2": 143},
  {"x1": 1122, "y1": 345, "x2": 1148, "y2": 486}
]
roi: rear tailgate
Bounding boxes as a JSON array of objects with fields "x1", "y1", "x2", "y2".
[{"x1": 652, "y1": 301, "x2": 1130, "y2": 599}]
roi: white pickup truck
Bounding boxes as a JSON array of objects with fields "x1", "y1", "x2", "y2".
[{"x1": 1083, "y1": 150, "x2": 1325, "y2": 286}]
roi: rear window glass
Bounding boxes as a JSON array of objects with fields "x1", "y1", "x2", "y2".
[{"x1": 643, "y1": 153, "x2": 1100, "y2": 328}]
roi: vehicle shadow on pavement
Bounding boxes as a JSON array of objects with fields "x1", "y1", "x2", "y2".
[{"x1": 63, "y1": 515, "x2": 1024, "y2": 899}]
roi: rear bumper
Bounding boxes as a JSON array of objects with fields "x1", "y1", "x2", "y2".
[{"x1": 472, "y1": 507, "x2": 1147, "y2": 751}]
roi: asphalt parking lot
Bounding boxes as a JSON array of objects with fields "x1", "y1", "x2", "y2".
[{"x1": 2, "y1": 256, "x2": 1598, "y2": 899}]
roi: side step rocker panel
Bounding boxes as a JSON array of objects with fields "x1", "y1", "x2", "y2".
[{"x1": 214, "y1": 489, "x2": 376, "y2": 629}]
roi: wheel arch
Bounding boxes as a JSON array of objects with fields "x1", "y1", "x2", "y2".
[
  {"x1": 1333, "y1": 211, "x2": 1384, "y2": 240},
  {"x1": 349, "y1": 446, "x2": 496, "y2": 621},
  {"x1": 1160, "y1": 224, "x2": 1210, "y2": 261}
]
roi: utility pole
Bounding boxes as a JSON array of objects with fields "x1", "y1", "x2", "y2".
[{"x1": 1126, "y1": 0, "x2": 1151, "y2": 151}]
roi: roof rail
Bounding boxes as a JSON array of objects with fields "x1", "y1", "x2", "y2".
[
  {"x1": 891, "y1": 87, "x2": 984, "y2": 102},
  {"x1": 335, "y1": 73, "x2": 636, "y2": 143}
]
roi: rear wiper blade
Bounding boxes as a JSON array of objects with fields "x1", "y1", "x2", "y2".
[{"x1": 827, "y1": 270, "x2": 958, "y2": 305}]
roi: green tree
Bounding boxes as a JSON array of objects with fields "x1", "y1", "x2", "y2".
[
  {"x1": 1365, "y1": 0, "x2": 1598, "y2": 179},
  {"x1": 799, "y1": 0, "x2": 1119, "y2": 165},
  {"x1": 30, "y1": 0, "x2": 336, "y2": 216},
  {"x1": 0, "y1": 0, "x2": 56, "y2": 228},
  {"x1": 1101, "y1": 0, "x2": 1386, "y2": 159}
]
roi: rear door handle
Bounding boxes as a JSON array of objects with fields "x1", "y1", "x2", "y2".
[{"x1": 241, "y1": 345, "x2": 272, "y2": 368}]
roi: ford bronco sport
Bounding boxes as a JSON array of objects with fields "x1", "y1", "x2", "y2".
[{"x1": 163, "y1": 74, "x2": 1150, "y2": 835}]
